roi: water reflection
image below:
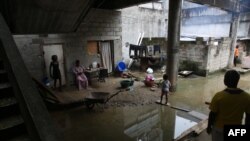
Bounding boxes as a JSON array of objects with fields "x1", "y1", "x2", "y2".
[
  {"x1": 124, "y1": 109, "x2": 162, "y2": 141},
  {"x1": 50, "y1": 72, "x2": 250, "y2": 141},
  {"x1": 51, "y1": 105, "x2": 202, "y2": 141},
  {"x1": 173, "y1": 111, "x2": 200, "y2": 139}
]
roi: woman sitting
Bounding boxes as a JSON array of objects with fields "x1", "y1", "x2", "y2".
[{"x1": 73, "y1": 60, "x2": 88, "y2": 90}]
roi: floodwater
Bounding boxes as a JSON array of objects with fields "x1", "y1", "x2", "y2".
[{"x1": 50, "y1": 72, "x2": 250, "y2": 141}]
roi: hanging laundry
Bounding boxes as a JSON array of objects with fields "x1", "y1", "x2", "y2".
[
  {"x1": 153, "y1": 45, "x2": 161, "y2": 55},
  {"x1": 139, "y1": 45, "x2": 147, "y2": 57},
  {"x1": 129, "y1": 44, "x2": 140, "y2": 58},
  {"x1": 147, "y1": 45, "x2": 154, "y2": 56},
  {"x1": 129, "y1": 44, "x2": 147, "y2": 58}
]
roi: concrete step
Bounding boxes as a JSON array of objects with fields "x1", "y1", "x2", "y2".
[
  {"x1": 0, "y1": 115, "x2": 27, "y2": 140},
  {"x1": 0, "y1": 83, "x2": 11, "y2": 90},
  {"x1": 0, "y1": 86, "x2": 14, "y2": 99},
  {"x1": 0, "y1": 60, "x2": 3, "y2": 70},
  {"x1": 0, "y1": 97, "x2": 19, "y2": 118},
  {"x1": 0, "y1": 72, "x2": 9, "y2": 86},
  {"x1": 0, "y1": 70, "x2": 7, "y2": 74},
  {"x1": 9, "y1": 134, "x2": 30, "y2": 141},
  {"x1": 0, "y1": 115, "x2": 24, "y2": 130},
  {"x1": 0, "y1": 97, "x2": 17, "y2": 108}
]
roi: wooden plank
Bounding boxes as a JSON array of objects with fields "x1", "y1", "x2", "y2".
[
  {"x1": 155, "y1": 100, "x2": 191, "y2": 112},
  {"x1": 188, "y1": 111, "x2": 208, "y2": 120},
  {"x1": 32, "y1": 77, "x2": 60, "y2": 103},
  {"x1": 155, "y1": 100, "x2": 170, "y2": 106},
  {"x1": 171, "y1": 106, "x2": 190, "y2": 112}
]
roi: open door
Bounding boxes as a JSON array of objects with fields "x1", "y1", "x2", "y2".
[
  {"x1": 100, "y1": 41, "x2": 113, "y2": 73},
  {"x1": 43, "y1": 44, "x2": 66, "y2": 86}
]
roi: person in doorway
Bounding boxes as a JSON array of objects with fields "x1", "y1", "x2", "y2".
[
  {"x1": 49, "y1": 55, "x2": 62, "y2": 91},
  {"x1": 234, "y1": 45, "x2": 239, "y2": 67},
  {"x1": 73, "y1": 60, "x2": 88, "y2": 90},
  {"x1": 207, "y1": 70, "x2": 250, "y2": 141},
  {"x1": 160, "y1": 74, "x2": 171, "y2": 105}
]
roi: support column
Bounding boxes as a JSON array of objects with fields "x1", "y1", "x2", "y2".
[
  {"x1": 228, "y1": 13, "x2": 240, "y2": 68},
  {"x1": 166, "y1": 0, "x2": 182, "y2": 92}
]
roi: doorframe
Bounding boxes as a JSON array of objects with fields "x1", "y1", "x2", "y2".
[
  {"x1": 99, "y1": 40, "x2": 115, "y2": 73},
  {"x1": 42, "y1": 43, "x2": 67, "y2": 85}
]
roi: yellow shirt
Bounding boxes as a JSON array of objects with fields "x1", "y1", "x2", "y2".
[{"x1": 209, "y1": 88, "x2": 250, "y2": 129}]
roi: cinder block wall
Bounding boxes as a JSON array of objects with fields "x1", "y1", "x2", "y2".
[
  {"x1": 13, "y1": 8, "x2": 122, "y2": 85},
  {"x1": 179, "y1": 40, "x2": 208, "y2": 76},
  {"x1": 77, "y1": 8, "x2": 123, "y2": 70},
  {"x1": 121, "y1": 6, "x2": 167, "y2": 60},
  {"x1": 179, "y1": 37, "x2": 239, "y2": 75},
  {"x1": 207, "y1": 38, "x2": 231, "y2": 73},
  {"x1": 237, "y1": 40, "x2": 250, "y2": 57}
]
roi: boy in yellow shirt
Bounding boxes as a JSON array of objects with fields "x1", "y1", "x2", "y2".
[{"x1": 207, "y1": 70, "x2": 250, "y2": 141}]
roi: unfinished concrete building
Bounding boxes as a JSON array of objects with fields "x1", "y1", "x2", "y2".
[
  {"x1": 0, "y1": 0, "x2": 250, "y2": 141},
  {"x1": 122, "y1": 1, "x2": 250, "y2": 76}
]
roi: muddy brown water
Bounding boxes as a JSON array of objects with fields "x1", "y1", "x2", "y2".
[{"x1": 50, "y1": 72, "x2": 250, "y2": 141}]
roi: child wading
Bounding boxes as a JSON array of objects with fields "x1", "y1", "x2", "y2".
[{"x1": 160, "y1": 74, "x2": 171, "y2": 104}]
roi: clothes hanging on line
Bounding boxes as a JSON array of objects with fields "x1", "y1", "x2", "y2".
[
  {"x1": 153, "y1": 45, "x2": 161, "y2": 55},
  {"x1": 129, "y1": 44, "x2": 147, "y2": 58}
]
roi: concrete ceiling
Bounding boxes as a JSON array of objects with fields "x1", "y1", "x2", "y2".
[{"x1": 0, "y1": 0, "x2": 246, "y2": 34}]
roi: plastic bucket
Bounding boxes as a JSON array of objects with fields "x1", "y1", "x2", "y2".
[{"x1": 116, "y1": 61, "x2": 126, "y2": 72}]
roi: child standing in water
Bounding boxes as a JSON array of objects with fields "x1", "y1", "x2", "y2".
[
  {"x1": 160, "y1": 74, "x2": 171, "y2": 104},
  {"x1": 49, "y1": 55, "x2": 62, "y2": 91}
]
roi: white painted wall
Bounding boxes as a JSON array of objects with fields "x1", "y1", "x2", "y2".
[{"x1": 121, "y1": 6, "x2": 167, "y2": 60}]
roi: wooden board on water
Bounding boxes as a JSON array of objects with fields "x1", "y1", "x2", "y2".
[
  {"x1": 155, "y1": 100, "x2": 170, "y2": 106},
  {"x1": 155, "y1": 100, "x2": 190, "y2": 112},
  {"x1": 188, "y1": 111, "x2": 208, "y2": 120}
]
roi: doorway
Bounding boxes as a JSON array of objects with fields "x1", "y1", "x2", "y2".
[
  {"x1": 99, "y1": 41, "x2": 114, "y2": 73},
  {"x1": 43, "y1": 44, "x2": 66, "y2": 86}
]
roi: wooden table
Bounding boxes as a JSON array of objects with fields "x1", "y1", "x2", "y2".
[{"x1": 84, "y1": 68, "x2": 103, "y2": 85}]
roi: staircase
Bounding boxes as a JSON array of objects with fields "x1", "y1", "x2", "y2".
[
  {"x1": 0, "y1": 59, "x2": 30, "y2": 141},
  {"x1": 0, "y1": 13, "x2": 60, "y2": 141}
]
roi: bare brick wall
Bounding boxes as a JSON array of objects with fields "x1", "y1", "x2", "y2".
[
  {"x1": 238, "y1": 40, "x2": 250, "y2": 57},
  {"x1": 179, "y1": 37, "x2": 237, "y2": 75},
  {"x1": 77, "y1": 8, "x2": 122, "y2": 39},
  {"x1": 14, "y1": 34, "x2": 90, "y2": 84},
  {"x1": 207, "y1": 38, "x2": 231, "y2": 72},
  {"x1": 13, "y1": 8, "x2": 122, "y2": 85},
  {"x1": 179, "y1": 42, "x2": 208, "y2": 75}
]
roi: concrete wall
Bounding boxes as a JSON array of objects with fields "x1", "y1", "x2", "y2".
[
  {"x1": 121, "y1": 6, "x2": 167, "y2": 59},
  {"x1": 179, "y1": 38, "x2": 235, "y2": 75},
  {"x1": 13, "y1": 8, "x2": 122, "y2": 85},
  {"x1": 182, "y1": 6, "x2": 231, "y2": 37},
  {"x1": 206, "y1": 38, "x2": 231, "y2": 72},
  {"x1": 179, "y1": 40, "x2": 208, "y2": 75},
  {"x1": 237, "y1": 40, "x2": 250, "y2": 57},
  {"x1": 120, "y1": 1, "x2": 250, "y2": 74}
]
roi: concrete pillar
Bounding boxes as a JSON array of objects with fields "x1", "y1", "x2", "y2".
[
  {"x1": 228, "y1": 13, "x2": 240, "y2": 68},
  {"x1": 166, "y1": 0, "x2": 182, "y2": 92}
]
